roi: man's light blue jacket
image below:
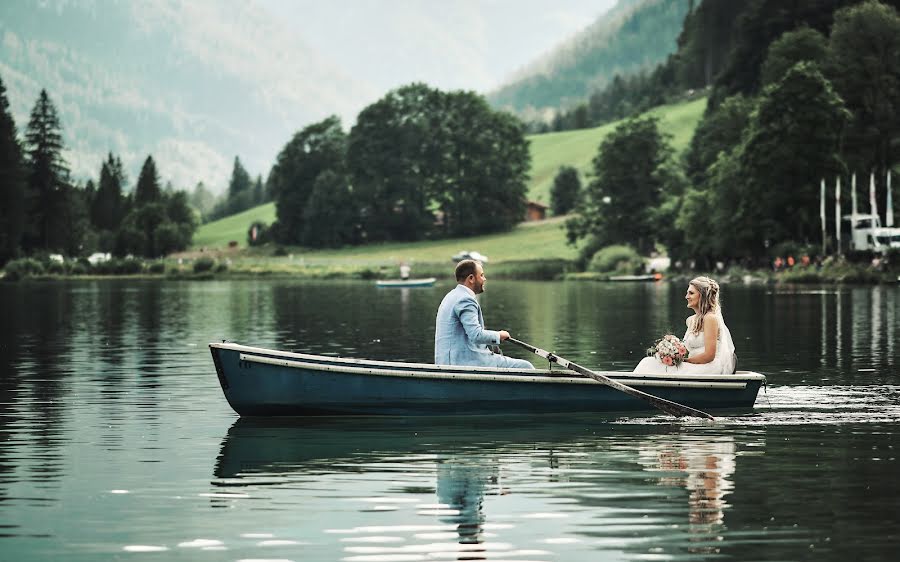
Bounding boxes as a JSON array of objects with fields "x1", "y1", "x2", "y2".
[{"x1": 434, "y1": 284, "x2": 533, "y2": 369}]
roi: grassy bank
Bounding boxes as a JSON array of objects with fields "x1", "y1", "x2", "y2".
[{"x1": 4, "y1": 251, "x2": 897, "y2": 285}]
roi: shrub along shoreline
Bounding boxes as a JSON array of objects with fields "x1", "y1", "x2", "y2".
[{"x1": 1, "y1": 254, "x2": 898, "y2": 284}]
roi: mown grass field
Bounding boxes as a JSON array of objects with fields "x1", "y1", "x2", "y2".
[
  {"x1": 196, "y1": 216, "x2": 577, "y2": 267},
  {"x1": 527, "y1": 96, "x2": 706, "y2": 205},
  {"x1": 192, "y1": 203, "x2": 276, "y2": 249},
  {"x1": 193, "y1": 97, "x2": 707, "y2": 254}
]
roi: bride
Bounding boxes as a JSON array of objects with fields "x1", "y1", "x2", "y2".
[{"x1": 633, "y1": 276, "x2": 737, "y2": 375}]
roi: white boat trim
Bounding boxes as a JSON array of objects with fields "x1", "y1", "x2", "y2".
[
  {"x1": 239, "y1": 353, "x2": 750, "y2": 389},
  {"x1": 213, "y1": 342, "x2": 766, "y2": 382},
  {"x1": 375, "y1": 277, "x2": 437, "y2": 286}
]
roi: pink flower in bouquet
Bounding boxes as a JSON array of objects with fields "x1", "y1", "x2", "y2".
[{"x1": 646, "y1": 333, "x2": 690, "y2": 367}]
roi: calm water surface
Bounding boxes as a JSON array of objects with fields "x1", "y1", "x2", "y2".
[{"x1": 0, "y1": 279, "x2": 898, "y2": 561}]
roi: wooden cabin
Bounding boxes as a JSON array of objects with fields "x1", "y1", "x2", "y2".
[{"x1": 525, "y1": 200, "x2": 549, "y2": 221}]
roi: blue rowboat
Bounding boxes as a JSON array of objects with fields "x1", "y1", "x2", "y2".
[
  {"x1": 209, "y1": 342, "x2": 766, "y2": 417},
  {"x1": 375, "y1": 277, "x2": 437, "y2": 288}
]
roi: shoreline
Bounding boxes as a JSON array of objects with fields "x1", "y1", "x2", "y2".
[{"x1": 2, "y1": 257, "x2": 898, "y2": 285}]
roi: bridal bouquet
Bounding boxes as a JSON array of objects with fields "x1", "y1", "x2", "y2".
[{"x1": 647, "y1": 334, "x2": 690, "y2": 367}]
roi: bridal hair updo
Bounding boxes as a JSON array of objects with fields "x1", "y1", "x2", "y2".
[{"x1": 689, "y1": 276, "x2": 721, "y2": 334}]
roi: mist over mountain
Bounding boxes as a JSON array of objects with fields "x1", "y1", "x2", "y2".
[
  {"x1": 0, "y1": 0, "x2": 374, "y2": 193},
  {"x1": 488, "y1": 0, "x2": 690, "y2": 119}
]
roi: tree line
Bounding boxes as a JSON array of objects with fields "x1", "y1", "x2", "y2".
[
  {"x1": 566, "y1": 0, "x2": 900, "y2": 266},
  {"x1": 2, "y1": 79, "x2": 531, "y2": 261},
  {"x1": 258, "y1": 83, "x2": 530, "y2": 248},
  {"x1": 0, "y1": 82, "x2": 197, "y2": 265},
  {"x1": 205, "y1": 157, "x2": 268, "y2": 222}
]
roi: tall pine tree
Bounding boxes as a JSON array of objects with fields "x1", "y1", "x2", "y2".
[
  {"x1": 226, "y1": 156, "x2": 253, "y2": 214},
  {"x1": 0, "y1": 75, "x2": 26, "y2": 264},
  {"x1": 134, "y1": 155, "x2": 161, "y2": 205},
  {"x1": 228, "y1": 156, "x2": 252, "y2": 200},
  {"x1": 24, "y1": 89, "x2": 69, "y2": 251},
  {"x1": 252, "y1": 174, "x2": 264, "y2": 205},
  {"x1": 91, "y1": 152, "x2": 126, "y2": 231}
]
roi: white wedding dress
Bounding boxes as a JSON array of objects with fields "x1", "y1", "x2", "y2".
[{"x1": 633, "y1": 312, "x2": 737, "y2": 375}]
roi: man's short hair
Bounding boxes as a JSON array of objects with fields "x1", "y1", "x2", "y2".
[{"x1": 455, "y1": 259, "x2": 480, "y2": 282}]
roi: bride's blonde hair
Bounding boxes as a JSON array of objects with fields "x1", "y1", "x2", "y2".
[{"x1": 689, "y1": 276, "x2": 721, "y2": 334}]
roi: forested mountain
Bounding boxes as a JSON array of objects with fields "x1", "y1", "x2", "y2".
[
  {"x1": 0, "y1": 0, "x2": 371, "y2": 192},
  {"x1": 487, "y1": 0, "x2": 691, "y2": 118},
  {"x1": 565, "y1": 0, "x2": 900, "y2": 267}
]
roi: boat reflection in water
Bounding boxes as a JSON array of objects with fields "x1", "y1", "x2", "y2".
[{"x1": 210, "y1": 416, "x2": 747, "y2": 560}]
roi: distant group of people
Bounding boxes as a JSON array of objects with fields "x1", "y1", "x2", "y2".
[
  {"x1": 433, "y1": 259, "x2": 736, "y2": 375},
  {"x1": 772, "y1": 254, "x2": 814, "y2": 271}
]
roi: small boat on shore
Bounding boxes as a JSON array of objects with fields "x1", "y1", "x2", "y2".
[
  {"x1": 375, "y1": 277, "x2": 437, "y2": 288},
  {"x1": 209, "y1": 342, "x2": 765, "y2": 417},
  {"x1": 608, "y1": 274, "x2": 662, "y2": 282}
]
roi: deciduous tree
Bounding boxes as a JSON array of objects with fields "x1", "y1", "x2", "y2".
[
  {"x1": 551, "y1": 166, "x2": 581, "y2": 216},
  {"x1": 302, "y1": 170, "x2": 359, "y2": 247},
  {"x1": 710, "y1": 62, "x2": 850, "y2": 257},
  {"x1": 567, "y1": 116, "x2": 674, "y2": 254},
  {"x1": 268, "y1": 116, "x2": 346, "y2": 245},
  {"x1": 683, "y1": 94, "x2": 753, "y2": 186},
  {"x1": 348, "y1": 83, "x2": 439, "y2": 241},
  {"x1": 829, "y1": 0, "x2": 900, "y2": 178},
  {"x1": 761, "y1": 26, "x2": 829, "y2": 86}
]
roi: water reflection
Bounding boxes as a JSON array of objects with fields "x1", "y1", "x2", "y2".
[
  {"x1": 435, "y1": 454, "x2": 505, "y2": 551},
  {"x1": 636, "y1": 435, "x2": 735, "y2": 553},
  {"x1": 1, "y1": 280, "x2": 898, "y2": 561},
  {"x1": 815, "y1": 286, "x2": 899, "y2": 379},
  {"x1": 211, "y1": 417, "x2": 762, "y2": 560}
]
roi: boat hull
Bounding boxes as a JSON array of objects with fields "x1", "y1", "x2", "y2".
[
  {"x1": 375, "y1": 277, "x2": 436, "y2": 287},
  {"x1": 210, "y1": 343, "x2": 765, "y2": 417},
  {"x1": 608, "y1": 274, "x2": 660, "y2": 282}
]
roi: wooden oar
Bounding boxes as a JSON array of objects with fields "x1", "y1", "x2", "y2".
[{"x1": 506, "y1": 337, "x2": 714, "y2": 420}]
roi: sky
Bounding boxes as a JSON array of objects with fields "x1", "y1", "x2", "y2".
[
  {"x1": 257, "y1": 0, "x2": 618, "y2": 96},
  {"x1": 0, "y1": 0, "x2": 618, "y2": 191}
]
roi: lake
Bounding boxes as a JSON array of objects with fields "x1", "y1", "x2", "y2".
[{"x1": 0, "y1": 279, "x2": 898, "y2": 561}]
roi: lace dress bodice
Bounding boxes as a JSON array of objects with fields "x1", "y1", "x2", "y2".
[
  {"x1": 682, "y1": 327, "x2": 706, "y2": 357},
  {"x1": 633, "y1": 313, "x2": 737, "y2": 375},
  {"x1": 682, "y1": 316, "x2": 714, "y2": 358}
]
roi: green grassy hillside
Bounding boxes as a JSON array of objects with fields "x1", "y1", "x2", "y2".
[
  {"x1": 193, "y1": 97, "x2": 707, "y2": 251},
  {"x1": 192, "y1": 203, "x2": 276, "y2": 248},
  {"x1": 270, "y1": 217, "x2": 578, "y2": 265},
  {"x1": 527, "y1": 96, "x2": 706, "y2": 205}
]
